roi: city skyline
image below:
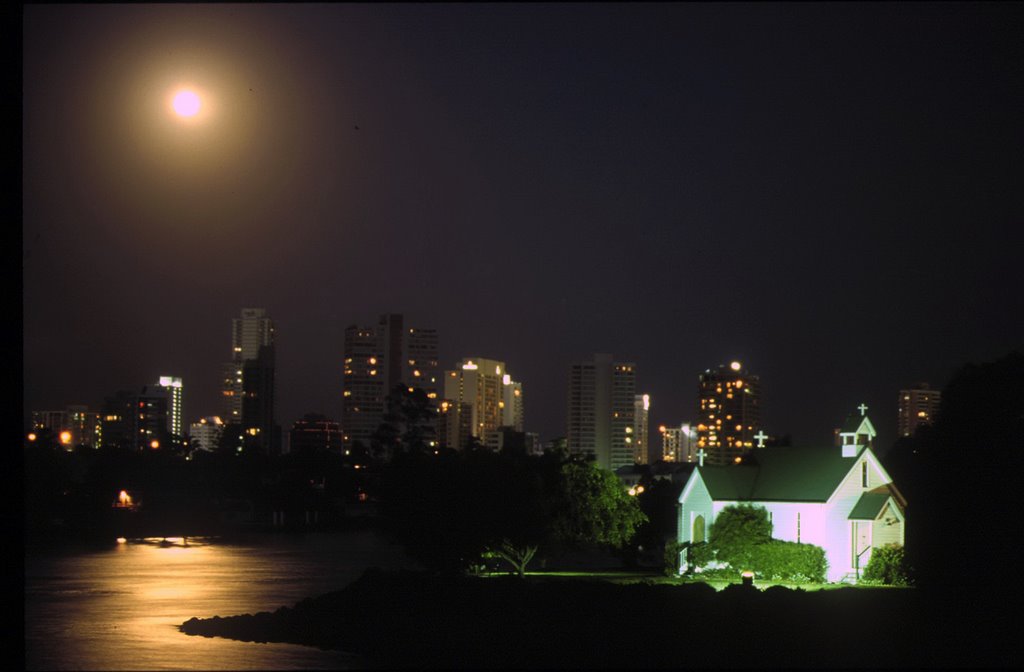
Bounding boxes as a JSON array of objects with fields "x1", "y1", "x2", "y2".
[{"x1": 23, "y1": 4, "x2": 1023, "y2": 449}]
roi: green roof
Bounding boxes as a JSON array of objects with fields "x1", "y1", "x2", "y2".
[
  {"x1": 698, "y1": 446, "x2": 862, "y2": 502},
  {"x1": 848, "y1": 492, "x2": 891, "y2": 520}
]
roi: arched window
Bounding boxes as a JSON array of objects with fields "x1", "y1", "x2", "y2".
[{"x1": 692, "y1": 515, "x2": 706, "y2": 543}]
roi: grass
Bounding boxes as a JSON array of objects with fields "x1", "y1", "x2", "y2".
[{"x1": 480, "y1": 567, "x2": 907, "y2": 592}]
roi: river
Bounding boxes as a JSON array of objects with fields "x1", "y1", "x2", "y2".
[{"x1": 24, "y1": 528, "x2": 418, "y2": 670}]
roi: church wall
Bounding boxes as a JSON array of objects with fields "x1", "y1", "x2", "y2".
[
  {"x1": 824, "y1": 453, "x2": 879, "y2": 581},
  {"x1": 677, "y1": 474, "x2": 713, "y2": 545},
  {"x1": 756, "y1": 502, "x2": 828, "y2": 546},
  {"x1": 872, "y1": 502, "x2": 904, "y2": 548}
]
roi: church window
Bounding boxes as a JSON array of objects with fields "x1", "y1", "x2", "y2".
[
  {"x1": 796, "y1": 513, "x2": 801, "y2": 543},
  {"x1": 692, "y1": 515, "x2": 706, "y2": 543},
  {"x1": 862, "y1": 461, "x2": 868, "y2": 487}
]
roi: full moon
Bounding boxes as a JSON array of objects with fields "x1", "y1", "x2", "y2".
[{"x1": 172, "y1": 90, "x2": 201, "y2": 117}]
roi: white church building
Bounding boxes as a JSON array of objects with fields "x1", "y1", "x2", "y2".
[{"x1": 676, "y1": 407, "x2": 906, "y2": 583}]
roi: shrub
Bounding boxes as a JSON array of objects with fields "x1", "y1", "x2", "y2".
[
  {"x1": 686, "y1": 541, "x2": 713, "y2": 571},
  {"x1": 708, "y1": 504, "x2": 772, "y2": 570},
  {"x1": 862, "y1": 543, "x2": 909, "y2": 585},
  {"x1": 747, "y1": 540, "x2": 827, "y2": 583},
  {"x1": 662, "y1": 541, "x2": 686, "y2": 576},
  {"x1": 685, "y1": 506, "x2": 826, "y2": 584}
]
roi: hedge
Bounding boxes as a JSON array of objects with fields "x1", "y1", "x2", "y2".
[
  {"x1": 862, "y1": 543, "x2": 909, "y2": 585},
  {"x1": 746, "y1": 540, "x2": 828, "y2": 583}
]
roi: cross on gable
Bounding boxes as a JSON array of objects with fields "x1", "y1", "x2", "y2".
[
  {"x1": 858, "y1": 403, "x2": 869, "y2": 416},
  {"x1": 696, "y1": 448, "x2": 706, "y2": 467},
  {"x1": 753, "y1": 430, "x2": 768, "y2": 448}
]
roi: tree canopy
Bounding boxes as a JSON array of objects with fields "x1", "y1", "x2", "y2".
[
  {"x1": 706, "y1": 503, "x2": 773, "y2": 569},
  {"x1": 379, "y1": 448, "x2": 647, "y2": 576}
]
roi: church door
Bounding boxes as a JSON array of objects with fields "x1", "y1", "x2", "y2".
[
  {"x1": 693, "y1": 515, "x2": 705, "y2": 543},
  {"x1": 852, "y1": 521, "x2": 871, "y2": 576}
]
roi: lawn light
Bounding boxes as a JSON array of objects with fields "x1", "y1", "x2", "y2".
[{"x1": 741, "y1": 570, "x2": 754, "y2": 588}]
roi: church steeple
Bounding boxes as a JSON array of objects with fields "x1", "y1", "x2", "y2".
[{"x1": 838, "y1": 403, "x2": 877, "y2": 457}]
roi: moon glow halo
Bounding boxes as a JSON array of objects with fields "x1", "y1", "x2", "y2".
[{"x1": 172, "y1": 90, "x2": 201, "y2": 117}]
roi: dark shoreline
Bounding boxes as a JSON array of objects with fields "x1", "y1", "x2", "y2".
[{"x1": 179, "y1": 569, "x2": 1020, "y2": 668}]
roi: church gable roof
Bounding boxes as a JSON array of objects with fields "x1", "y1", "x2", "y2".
[
  {"x1": 848, "y1": 492, "x2": 892, "y2": 520},
  {"x1": 697, "y1": 446, "x2": 861, "y2": 503},
  {"x1": 839, "y1": 413, "x2": 877, "y2": 437}
]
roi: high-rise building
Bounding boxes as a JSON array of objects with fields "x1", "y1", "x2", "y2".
[
  {"x1": 30, "y1": 405, "x2": 101, "y2": 449},
  {"x1": 632, "y1": 394, "x2": 651, "y2": 464},
  {"x1": 898, "y1": 383, "x2": 941, "y2": 437},
  {"x1": 289, "y1": 413, "x2": 344, "y2": 455},
  {"x1": 502, "y1": 375, "x2": 525, "y2": 431},
  {"x1": 222, "y1": 308, "x2": 277, "y2": 454},
  {"x1": 100, "y1": 388, "x2": 169, "y2": 450},
  {"x1": 659, "y1": 422, "x2": 698, "y2": 463},
  {"x1": 155, "y1": 376, "x2": 183, "y2": 438},
  {"x1": 438, "y1": 398, "x2": 472, "y2": 451},
  {"x1": 189, "y1": 416, "x2": 224, "y2": 452},
  {"x1": 696, "y1": 361, "x2": 761, "y2": 465},
  {"x1": 566, "y1": 353, "x2": 636, "y2": 471},
  {"x1": 442, "y1": 357, "x2": 524, "y2": 449},
  {"x1": 341, "y1": 314, "x2": 440, "y2": 453}
]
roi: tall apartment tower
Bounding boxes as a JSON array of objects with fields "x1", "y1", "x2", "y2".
[
  {"x1": 100, "y1": 388, "x2": 169, "y2": 450},
  {"x1": 222, "y1": 308, "x2": 277, "y2": 454},
  {"x1": 155, "y1": 376, "x2": 183, "y2": 438},
  {"x1": 566, "y1": 353, "x2": 636, "y2": 471},
  {"x1": 189, "y1": 416, "x2": 224, "y2": 453},
  {"x1": 898, "y1": 383, "x2": 941, "y2": 437},
  {"x1": 659, "y1": 422, "x2": 698, "y2": 463},
  {"x1": 442, "y1": 357, "x2": 524, "y2": 449},
  {"x1": 696, "y1": 361, "x2": 761, "y2": 465},
  {"x1": 632, "y1": 394, "x2": 651, "y2": 464},
  {"x1": 341, "y1": 314, "x2": 440, "y2": 452},
  {"x1": 31, "y1": 405, "x2": 101, "y2": 449}
]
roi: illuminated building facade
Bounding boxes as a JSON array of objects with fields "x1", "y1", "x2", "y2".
[
  {"x1": 341, "y1": 314, "x2": 440, "y2": 452},
  {"x1": 898, "y1": 383, "x2": 941, "y2": 437},
  {"x1": 632, "y1": 394, "x2": 651, "y2": 464},
  {"x1": 223, "y1": 308, "x2": 275, "y2": 424},
  {"x1": 189, "y1": 416, "x2": 224, "y2": 452},
  {"x1": 567, "y1": 353, "x2": 636, "y2": 471},
  {"x1": 660, "y1": 422, "x2": 698, "y2": 463},
  {"x1": 696, "y1": 361, "x2": 761, "y2": 465},
  {"x1": 442, "y1": 357, "x2": 524, "y2": 449},
  {"x1": 221, "y1": 308, "x2": 278, "y2": 454},
  {"x1": 30, "y1": 405, "x2": 101, "y2": 448},
  {"x1": 155, "y1": 376, "x2": 183, "y2": 438},
  {"x1": 438, "y1": 398, "x2": 472, "y2": 450}
]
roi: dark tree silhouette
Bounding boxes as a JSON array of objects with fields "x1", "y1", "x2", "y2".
[
  {"x1": 371, "y1": 384, "x2": 437, "y2": 461},
  {"x1": 911, "y1": 352, "x2": 1024, "y2": 593},
  {"x1": 379, "y1": 448, "x2": 646, "y2": 576}
]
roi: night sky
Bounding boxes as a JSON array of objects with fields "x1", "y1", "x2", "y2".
[{"x1": 22, "y1": 3, "x2": 1024, "y2": 448}]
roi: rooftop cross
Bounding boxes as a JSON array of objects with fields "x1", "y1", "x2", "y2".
[
  {"x1": 753, "y1": 430, "x2": 768, "y2": 448},
  {"x1": 858, "y1": 403, "x2": 869, "y2": 416},
  {"x1": 696, "y1": 448, "x2": 706, "y2": 467}
]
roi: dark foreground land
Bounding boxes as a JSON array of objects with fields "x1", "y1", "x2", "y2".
[{"x1": 180, "y1": 569, "x2": 1019, "y2": 668}]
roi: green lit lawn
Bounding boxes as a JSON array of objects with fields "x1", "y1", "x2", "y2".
[{"x1": 480, "y1": 569, "x2": 903, "y2": 592}]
